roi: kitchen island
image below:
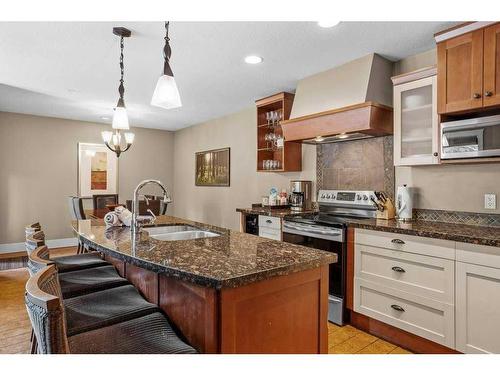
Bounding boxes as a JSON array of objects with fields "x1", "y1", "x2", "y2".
[{"x1": 73, "y1": 215, "x2": 336, "y2": 354}]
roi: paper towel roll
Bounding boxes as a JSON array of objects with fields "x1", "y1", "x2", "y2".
[
  {"x1": 396, "y1": 185, "x2": 413, "y2": 221},
  {"x1": 103, "y1": 211, "x2": 121, "y2": 227},
  {"x1": 114, "y1": 206, "x2": 132, "y2": 227}
]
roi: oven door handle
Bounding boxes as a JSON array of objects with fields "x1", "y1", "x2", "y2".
[{"x1": 283, "y1": 222, "x2": 340, "y2": 236}]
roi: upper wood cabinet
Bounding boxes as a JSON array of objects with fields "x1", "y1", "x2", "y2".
[
  {"x1": 256, "y1": 92, "x2": 302, "y2": 172},
  {"x1": 437, "y1": 22, "x2": 500, "y2": 114},
  {"x1": 437, "y1": 30, "x2": 483, "y2": 114},
  {"x1": 484, "y1": 23, "x2": 500, "y2": 107}
]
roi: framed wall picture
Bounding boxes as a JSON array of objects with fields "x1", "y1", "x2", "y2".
[
  {"x1": 78, "y1": 143, "x2": 118, "y2": 197},
  {"x1": 195, "y1": 147, "x2": 230, "y2": 186}
]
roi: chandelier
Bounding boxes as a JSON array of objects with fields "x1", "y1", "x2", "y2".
[{"x1": 102, "y1": 27, "x2": 135, "y2": 157}]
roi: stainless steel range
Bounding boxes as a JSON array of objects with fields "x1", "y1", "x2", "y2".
[{"x1": 283, "y1": 189, "x2": 378, "y2": 326}]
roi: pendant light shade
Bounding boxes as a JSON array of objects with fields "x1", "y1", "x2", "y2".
[
  {"x1": 151, "y1": 74, "x2": 182, "y2": 109},
  {"x1": 112, "y1": 103, "x2": 130, "y2": 129},
  {"x1": 151, "y1": 22, "x2": 182, "y2": 110}
]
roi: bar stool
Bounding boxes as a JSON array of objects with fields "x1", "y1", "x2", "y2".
[
  {"x1": 26, "y1": 232, "x2": 108, "y2": 275},
  {"x1": 28, "y1": 246, "x2": 128, "y2": 298},
  {"x1": 25, "y1": 265, "x2": 197, "y2": 354}
]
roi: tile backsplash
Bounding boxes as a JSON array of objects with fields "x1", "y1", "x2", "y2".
[{"x1": 316, "y1": 136, "x2": 395, "y2": 200}]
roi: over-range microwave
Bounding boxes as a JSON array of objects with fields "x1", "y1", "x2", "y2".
[{"x1": 441, "y1": 114, "x2": 500, "y2": 160}]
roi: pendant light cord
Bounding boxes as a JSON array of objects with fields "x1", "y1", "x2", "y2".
[
  {"x1": 163, "y1": 21, "x2": 173, "y2": 77},
  {"x1": 118, "y1": 36, "x2": 125, "y2": 102}
]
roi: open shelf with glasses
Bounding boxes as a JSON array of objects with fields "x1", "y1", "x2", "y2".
[{"x1": 256, "y1": 92, "x2": 302, "y2": 172}]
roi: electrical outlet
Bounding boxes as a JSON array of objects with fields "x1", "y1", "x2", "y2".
[{"x1": 485, "y1": 194, "x2": 497, "y2": 210}]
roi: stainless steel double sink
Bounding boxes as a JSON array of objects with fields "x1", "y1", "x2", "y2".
[{"x1": 143, "y1": 225, "x2": 219, "y2": 241}]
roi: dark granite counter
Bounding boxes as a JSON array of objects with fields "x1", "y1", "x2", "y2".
[
  {"x1": 236, "y1": 207, "x2": 317, "y2": 218},
  {"x1": 348, "y1": 218, "x2": 500, "y2": 248},
  {"x1": 72, "y1": 215, "x2": 336, "y2": 289}
]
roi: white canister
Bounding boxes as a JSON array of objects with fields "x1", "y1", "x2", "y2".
[{"x1": 396, "y1": 185, "x2": 413, "y2": 222}]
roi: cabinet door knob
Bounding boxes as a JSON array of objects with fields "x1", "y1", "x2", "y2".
[
  {"x1": 266, "y1": 219, "x2": 272, "y2": 224},
  {"x1": 391, "y1": 304, "x2": 405, "y2": 312},
  {"x1": 485, "y1": 91, "x2": 493, "y2": 97},
  {"x1": 433, "y1": 152, "x2": 438, "y2": 157},
  {"x1": 473, "y1": 93, "x2": 481, "y2": 99},
  {"x1": 391, "y1": 238, "x2": 405, "y2": 245},
  {"x1": 392, "y1": 266, "x2": 406, "y2": 273}
]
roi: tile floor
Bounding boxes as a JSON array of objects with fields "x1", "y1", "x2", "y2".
[{"x1": 328, "y1": 322, "x2": 412, "y2": 354}]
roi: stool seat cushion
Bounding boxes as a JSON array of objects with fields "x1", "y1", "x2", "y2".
[
  {"x1": 64, "y1": 285, "x2": 160, "y2": 336},
  {"x1": 54, "y1": 253, "x2": 109, "y2": 273},
  {"x1": 59, "y1": 265, "x2": 128, "y2": 299},
  {"x1": 68, "y1": 312, "x2": 197, "y2": 354}
]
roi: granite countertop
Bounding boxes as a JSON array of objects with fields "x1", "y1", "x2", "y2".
[
  {"x1": 348, "y1": 218, "x2": 500, "y2": 248},
  {"x1": 72, "y1": 215, "x2": 336, "y2": 289},
  {"x1": 236, "y1": 206, "x2": 318, "y2": 218}
]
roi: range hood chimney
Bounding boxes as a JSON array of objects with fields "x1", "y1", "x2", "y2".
[{"x1": 282, "y1": 54, "x2": 394, "y2": 143}]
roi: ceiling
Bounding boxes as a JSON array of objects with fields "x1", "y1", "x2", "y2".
[{"x1": 0, "y1": 22, "x2": 454, "y2": 131}]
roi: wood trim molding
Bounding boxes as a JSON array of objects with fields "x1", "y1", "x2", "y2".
[
  {"x1": 282, "y1": 101, "x2": 392, "y2": 125},
  {"x1": 281, "y1": 102, "x2": 393, "y2": 142},
  {"x1": 392, "y1": 66, "x2": 437, "y2": 86},
  {"x1": 255, "y1": 92, "x2": 294, "y2": 107},
  {"x1": 434, "y1": 21, "x2": 497, "y2": 43}
]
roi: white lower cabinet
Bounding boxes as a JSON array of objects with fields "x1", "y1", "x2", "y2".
[
  {"x1": 354, "y1": 229, "x2": 455, "y2": 349},
  {"x1": 258, "y1": 215, "x2": 281, "y2": 241},
  {"x1": 456, "y1": 245, "x2": 500, "y2": 354},
  {"x1": 355, "y1": 229, "x2": 500, "y2": 353}
]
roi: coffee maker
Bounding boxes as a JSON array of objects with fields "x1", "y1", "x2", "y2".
[{"x1": 289, "y1": 180, "x2": 313, "y2": 211}]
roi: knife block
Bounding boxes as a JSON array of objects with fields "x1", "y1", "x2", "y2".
[{"x1": 376, "y1": 198, "x2": 395, "y2": 220}]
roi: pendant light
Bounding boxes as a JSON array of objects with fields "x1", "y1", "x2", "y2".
[
  {"x1": 102, "y1": 27, "x2": 135, "y2": 157},
  {"x1": 151, "y1": 22, "x2": 182, "y2": 109}
]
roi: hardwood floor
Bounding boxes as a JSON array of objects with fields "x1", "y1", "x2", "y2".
[{"x1": 0, "y1": 256, "x2": 411, "y2": 354}]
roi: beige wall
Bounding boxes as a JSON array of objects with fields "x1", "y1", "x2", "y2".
[
  {"x1": 394, "y1": 49, "x2": 500, "y2": 214},
  {"x1": 173, "y1": 107, "x2": 316, "y2": 230},
  {"x1": 0, "y1": 112, "x2": 174, "y2": 244}
]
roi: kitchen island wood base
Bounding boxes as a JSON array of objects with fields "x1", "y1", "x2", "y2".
[{"x1": 104, "y1": 254, "x2": 328, "y2": 354}]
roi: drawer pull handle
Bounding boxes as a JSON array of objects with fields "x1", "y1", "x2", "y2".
[
  {"x1": 392, "y1": 266, "x2": 406, "y2": 273},
  {"x1": 266, "y1": 219, "x2": 272, "y2": 224},
  {"x1": 391, "y1": 304, "x2": 405, "y2": 312},
  {"x1": 391, "y1": 239, "x2": 405, "y2": 245}
]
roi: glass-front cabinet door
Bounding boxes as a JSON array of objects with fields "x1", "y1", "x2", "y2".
[{"x1": 393, "y1": 74, "x2": 439, "y2": 166}]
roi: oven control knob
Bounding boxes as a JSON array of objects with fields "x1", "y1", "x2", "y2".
[
  {"x1": 331, "y1": 195, "x2": 336, "y2": 200},
  {"x1": 357, "y1": 195, "x2": 362, "y2": 200},
  {"x1": 363, "y1": 195, "x2": 368, "y2": 201},
  {"x1": 321, "y1": 194, "x2": 325, "y2": 199},
  {"x1": 326, "y1": 194, "x2": 331, "y2": 199}
]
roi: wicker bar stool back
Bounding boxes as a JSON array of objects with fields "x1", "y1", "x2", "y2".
[
  {"x1": 25, "y1": 265, "x2": 70, "y2": 354},
  {"x1": 27, "y1": 245, "x2": 53, "y2": 277},
  {"x1": 26, "y1": 231, "x2": 45, "y2": 256},
  {"x1": 25, "y1": 222, "x2": 41, "y2": 239}
]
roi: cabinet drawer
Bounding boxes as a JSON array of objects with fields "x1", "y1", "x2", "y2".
[
  {"x1": 259, "y1": 227, "x2": 281, "y2": 241},
  {"x1": 258, "y1": 215, "x2": 281, "y2": 230},
  {"x1": 355, "y1": 229, "x2": 455, "y2": 260},
  {"x1": 355, "y1": 244, "x2": 454, "y2": 303},
  {"x1": 456, "y1": 242, "x2": 500, "y2": 269},
  {"x1": 354, "y1": 278, "x2": 455, "y2": 348}
]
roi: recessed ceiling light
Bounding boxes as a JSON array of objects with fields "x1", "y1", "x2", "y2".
[
  {"x1": 317, "y1": 21, "x2": 340, "y2": 28},
  {"x1": 100, "y1": 116, "x2": 110, "y2": 121},
  {"x1": 244, "y1": 55, "x2": 263, "y2": 64}
]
